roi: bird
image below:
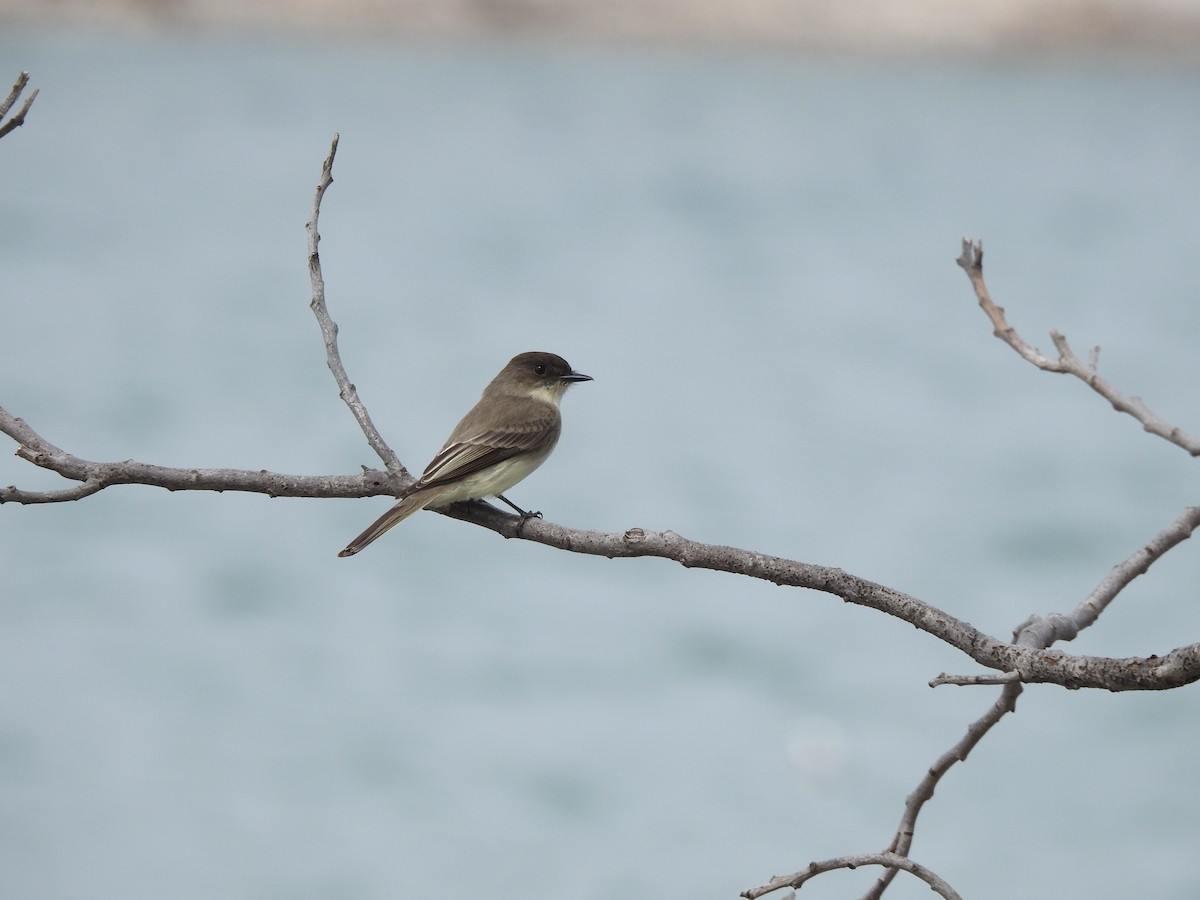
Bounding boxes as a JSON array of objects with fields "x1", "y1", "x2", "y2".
[{"x1": 338, "y1": 351, "x2": 591, "y2": 557}]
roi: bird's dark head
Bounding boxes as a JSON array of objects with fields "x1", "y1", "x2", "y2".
[{"x1": 495, "y1": 352, "x2": 592, "y2": 403}]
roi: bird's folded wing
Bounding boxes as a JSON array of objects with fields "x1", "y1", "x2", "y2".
[{"x1": 416, "y1": 415, "x2": 558, "y2": 491}]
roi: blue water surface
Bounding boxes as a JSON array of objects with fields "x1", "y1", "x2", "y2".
[{"x1": 2, "y1": 26, "x2": 1199, "y2": 900}]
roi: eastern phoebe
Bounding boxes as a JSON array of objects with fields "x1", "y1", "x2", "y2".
[{"x1": 338, "y1": 351, "x2": 591, "y2": 557}]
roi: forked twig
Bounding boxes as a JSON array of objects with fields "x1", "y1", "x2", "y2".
[
  {"x1": 743, "y1": 851, "x2": 962, "y2": 900},
  {"x1": 957, "y1": 238, "x2": 1200, "y2": 456}
]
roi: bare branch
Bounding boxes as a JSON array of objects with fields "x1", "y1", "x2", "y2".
[
  {"x1": 439, "y1": 504, "x2": 1200, "y2": 692},
  {"x1": 931, "y1": 504, "x2": 1200, "y2": 685},
  {"x1": 5, "y1": 403, "x2": 1193, "y2": 691},
  {"x1": 861, "y1": 683, "x2": 1022, "y2": 898},
  {"x1": 0, "y1": 406, "x2": 402, "y2": 502},
  {"x1": 743, "y1": 851, "x2": 962, "y2": 900},
  {"x1": 0, "y1": 71, "x2": 39, "y2": 140},
  {"x1": 957, "y1": 238, "x2": 1200, "y2": 455},
  {"x1": 307, "y1": 134, "x2": 407, "y2": 477},
  {"x1": 854, "y1": 248, "x2": 1200, "y2": 897}
]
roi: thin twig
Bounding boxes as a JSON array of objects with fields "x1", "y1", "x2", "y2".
[
  {"x1": 1, "y1": 478, "x2": 107, "y2": 504},
  {"x1": 0, "y1": 71, "x2": 39, "y2": 140},
  {"x1": 743, "y1": 851, "x2": 962, "y2": 900},
  {"x1": 861, "y1": 683, "x2": 1021, "y2": 898},
  {"x1": 307, "y1": 134, "x2": 406, "y2": 477},
  {"x1": 0, "y1": 71, "x2": 26, "y2": 117},
  {"x1": 957, "y1": 238, "x2": 1200, "y2": 456},
  {"x1": 929, "y1": 671, "x2": 1020, "y2": 687}
]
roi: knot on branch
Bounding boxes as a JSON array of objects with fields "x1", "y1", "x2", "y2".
[{"x1": 1014, "y1": 612, "x2": 1080, "y2": 647}]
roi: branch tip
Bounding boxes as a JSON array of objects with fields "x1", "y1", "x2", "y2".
[
  {"x1": 0, "y1": 70, "x2": 39, "y2": 140},
  {"x1": 956, "y1": 236, "x2": 982, "y2": 272},
  {"x1": 956, "y1": 238, "x2": 1200, "y2": 454}
]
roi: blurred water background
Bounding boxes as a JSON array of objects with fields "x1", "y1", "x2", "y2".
[{"x1": 2, "y1": 18, "x2": 1199, "y2": 900}]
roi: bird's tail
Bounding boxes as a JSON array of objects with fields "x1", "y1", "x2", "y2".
[{"x1": 337, "y1": 492, "x2": 431, "y2": 557}]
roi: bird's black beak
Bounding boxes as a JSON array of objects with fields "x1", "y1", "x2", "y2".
[{"x1": 562, "y1": 371, "x2": 593, "y2": 383}]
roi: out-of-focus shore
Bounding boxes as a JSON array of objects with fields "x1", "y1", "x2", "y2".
[{"x1": 4, "y1": 0, "x2": 1200, "y2": 55}]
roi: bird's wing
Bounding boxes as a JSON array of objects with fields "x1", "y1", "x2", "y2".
[{"x1": 415, "y1": 412, "x2": 560, "y2": 492}]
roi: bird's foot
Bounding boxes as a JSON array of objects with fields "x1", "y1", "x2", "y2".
[{"x1": 496, "y1": 493, "x2": 542, "y2": 520}]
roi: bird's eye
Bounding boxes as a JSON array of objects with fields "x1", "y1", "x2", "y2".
[{"x1": 534, "y1": 363, "x2": 547, "y2": 375}]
